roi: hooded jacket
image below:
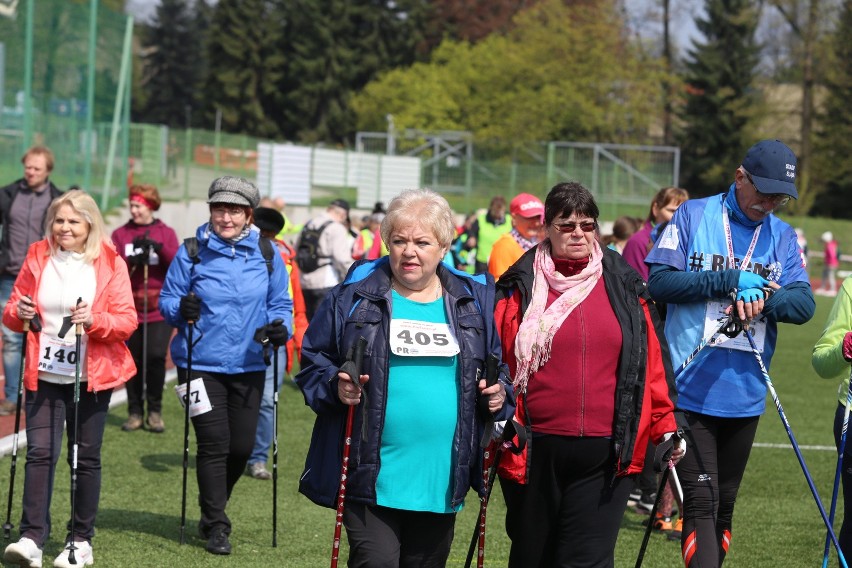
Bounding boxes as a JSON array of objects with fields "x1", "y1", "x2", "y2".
[
  {"x1": 159, "y1": 223, "x2": 293, "y2": 374},
  {"x1": 296, "y1": 257, "x2": 515, "y2": 509},
  {"x1": 494, "y1": 246, "x2": 677, "y2": 483},
  {"x1": 2, "y1": 239, "x2": 137, "y2": 392}
]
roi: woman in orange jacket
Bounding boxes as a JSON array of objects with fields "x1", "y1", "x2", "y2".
[{"x1": 2, "y1": 190, "x2": 136, "y2": 568}]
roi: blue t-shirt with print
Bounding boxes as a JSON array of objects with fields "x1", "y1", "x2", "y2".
[{"x1": 645, "y1": 189, "x2": 808, "y2": 417}]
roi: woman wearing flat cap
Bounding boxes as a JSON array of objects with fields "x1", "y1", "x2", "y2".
[{"x1": 159, "y1": 177, "x2": 293, "y2": 555}]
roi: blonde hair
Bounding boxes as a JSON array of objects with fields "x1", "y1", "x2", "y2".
[
  {"x1": 647, "y1": 187, "x2": 689, "y2": 223},
  {"x1": 381, "y1": 189, "x2": 456, "y2": 249},
  {"x1": 45, "y1": 190, "x2": 109, "y2": 262}
]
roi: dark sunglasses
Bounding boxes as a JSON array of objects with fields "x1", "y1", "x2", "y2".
[{"x1": 551, "y1": 220, "x2": 597, "y2": 233}]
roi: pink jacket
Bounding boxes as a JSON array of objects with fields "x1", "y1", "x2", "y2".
[{"x1": 2, "y1": 239, "x2": 137, "y2": 392}]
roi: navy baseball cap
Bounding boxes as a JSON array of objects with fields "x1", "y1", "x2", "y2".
[{"x1": 741, "y1": 139, "x2": 798, "y2": 199}]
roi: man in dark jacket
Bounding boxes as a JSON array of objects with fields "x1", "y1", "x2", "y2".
[{"x1": 0, "y1": 146, "x2": 63, "y2": 414}]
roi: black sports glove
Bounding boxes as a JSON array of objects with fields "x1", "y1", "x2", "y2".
[
  {"x1": 264, "y1": 319, "x2": 288, "y2": 347},
  {"x1": 179, "y1": 294, "x2": 201, "y2": 322},
  {"x1": 133, "y1": 236, "x2": 163, "y2": 254}
]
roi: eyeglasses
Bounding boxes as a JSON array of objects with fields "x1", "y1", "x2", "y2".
[
  {"x1": 744, "y1": 170, "x2": 791, "y2": 207},
  {"x1": 211, "y1": 206, "x2": 246, "y2": 218},
  {"x1": 551, "y1": 220, "x2": 597, "y2": 233}
]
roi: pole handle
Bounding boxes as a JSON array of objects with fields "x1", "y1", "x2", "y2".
[{"x1": 75, "y1": 297, "x2": 83, "y2": 336}]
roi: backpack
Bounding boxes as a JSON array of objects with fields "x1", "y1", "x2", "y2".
[
  {"x1": 184, "y1": 236, "x2": 275, "y2": 274},
  {"x1": 295, "y1": 220, "x2": 333, "y2": 273}
]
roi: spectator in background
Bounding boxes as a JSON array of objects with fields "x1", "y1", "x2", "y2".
[
  {"x1": 0, "y1": 146, "x2": 64, "y2": 416},
  {"x1": 622, "y1": 187, "x2": 689, "y2": 281},
  {"x1": 820, "y1": 231, "x2": 840, "y2": 296},
  {"x1": 297, "y1": 199, "x2": 354, "y2": 320},
  {"x1": 468, "y1": 196, "x2": 512, "y2": 273},
  {"x1": 794, "y1": 228, "x2": 808, "y2": 268},
  {"x1": 621, "y1": 186, "x2": 688, "y2": 532},
  {"x1": 488, "y1": 193, "x2": 545, "y2": 279},
  {"x1": 245, "y1": 207, "x2": 308, "y2": 480},
  {"x1": 603, "y1": 215, "x2": 641, "y2": 254},
  {"x1": 111, "y1": 184, "x2": 180, "y2": 433},
  {"x1": 451, "y1": 211, "x2": 478, "y2": 274}
]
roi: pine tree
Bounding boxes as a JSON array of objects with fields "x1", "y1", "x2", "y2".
[
  {"x1": 202, "y1": 0, "x2": 283, "y2": 138},
  {"x1": 676, "y1": 0, "x2": 761, "y2": 196},
  {"x1": 139, "y1": 0, "x2": 200, "y2": 127},
  {"x1": 275, "y1": 0, "x2": 428, "y2": 143},
  {"x1": 810, "y1": 0, "x2": 852, "y2": 218}
]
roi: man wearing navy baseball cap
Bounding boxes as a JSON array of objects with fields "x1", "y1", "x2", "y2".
[{"x1": 643, "y1": 139, "x2": 815, "y2": 567}]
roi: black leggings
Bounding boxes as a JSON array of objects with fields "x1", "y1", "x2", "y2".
[
  {"x1": 178, "y1": 368, "x2": 264, "y2": 536},
  {"x1": 125, "y1": 320, "x2": 171, "y2": 416},
  {"x1": 676, "y1": 411, "x2": 759, "y2": 567},
  {"x1": 500, "y1": 435, "x2": 632, "y2": 568}
]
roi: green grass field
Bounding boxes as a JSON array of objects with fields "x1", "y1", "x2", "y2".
[{"x1": 0, "y1": 293, "x2": 848, "y2": 567}]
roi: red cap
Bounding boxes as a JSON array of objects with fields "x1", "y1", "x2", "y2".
[{"x1": 510, "y1": 193, "x2": 544, "y2": 219}]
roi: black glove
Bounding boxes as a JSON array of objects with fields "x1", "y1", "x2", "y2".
[
  {"x1": 179, "y1": 294, "x2": 201, "y2": 322},
  {"x1": 133, "y1": 236, "x2": 163, "y2": 254},
  {"x1": 262, "y1": 319, "x2": 288, "y2": 347}
]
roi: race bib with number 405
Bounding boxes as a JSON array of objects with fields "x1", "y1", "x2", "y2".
[{"x1": 389, "y1": 318, "x2": 460, "y2": 357}]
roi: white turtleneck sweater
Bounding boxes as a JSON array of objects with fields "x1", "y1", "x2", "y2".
[{"x1": 36, "y1": 249, "x2": 97, "y2": 384}]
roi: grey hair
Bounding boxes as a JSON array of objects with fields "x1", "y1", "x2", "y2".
[{"x1": 380, "y1": 189, "x2": 456, "y2": 249}]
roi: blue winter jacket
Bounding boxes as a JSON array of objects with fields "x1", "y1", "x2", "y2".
[
  {"x1": 159, "y1": 223, "x2": 293, "y2": 373},
  {"x1": 296, "y1": 257, "x2": 515, "y2": 509}
]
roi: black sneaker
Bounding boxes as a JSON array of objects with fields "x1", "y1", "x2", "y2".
[{"x1": 206, "y1": 528, "x2": 231, "y2": 555}]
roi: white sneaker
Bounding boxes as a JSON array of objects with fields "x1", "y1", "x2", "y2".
[
  {"x1": 4, "y1": 537, "x2": 43, "y2": 568},
  {"x1": 52, "y1": 541, "x2": 93, "y2": 568}
]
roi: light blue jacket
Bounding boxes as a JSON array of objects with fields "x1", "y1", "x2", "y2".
[{"x1": 160, "y1": 223, "x2": 293, "y2": 373}]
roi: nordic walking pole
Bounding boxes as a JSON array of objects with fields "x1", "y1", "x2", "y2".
[
  {"x1": 676, "y1": 314, "x2": 742, "y2": 376},
  {"x1": 330, "y1": 337, "x2": 367, "y2": 568},
  {"x1": 66, "y1": 297, "x2": 84, "y2": 565},
  {"x1": 3, "y1": 309, "x2": 37, "y2": 540},
  {"x1": 465, "y1": 353, "x2": 500, "y2": 568},
  {"x1": 272, "y1": 342, "x2": 280, "y2": 548},
  {"x1": 742, "y1": 326, "x2": 849, "y2": 568},
  {"x1": 635, "y1": 430, "x2": 682, "y2": 568},
  {"x1": 179, "y1": 292, "x2": 197, "y2": 545},
  {"x1": 822, "y1": 368, "x2": 852, "y2": 568},
  {"x1": 141, "y1": 241, "x2": 150, "y2": 410},
  {"x1": 635, "y1": 465, "x2": 673, "y2": 568}
]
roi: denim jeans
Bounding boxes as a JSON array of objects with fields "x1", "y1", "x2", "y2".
[
  {"x1": 20, "y1": 381, "x2": 112, "y2": 547},
  {"x1": 1, "y1": 273, "x2": 23, "y2": 402},
  {"x1": 248, "y1": 351, "x2": 287, "y2": 465}
]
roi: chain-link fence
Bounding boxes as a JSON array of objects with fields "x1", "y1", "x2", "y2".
[
  {"x1": 356, "y1": 132, "x2": 680, "y2": 218},
  {"x1": 0, "y1": 0, "x2": 130, "y2": 209}
]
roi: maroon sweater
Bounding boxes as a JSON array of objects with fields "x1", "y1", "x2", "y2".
[
  {"x1": 111, "y1": 219, "x2": 180, "y2": 324},
  {"x1": 524, "y1": 260, "x2": 622, "y2": 437}
]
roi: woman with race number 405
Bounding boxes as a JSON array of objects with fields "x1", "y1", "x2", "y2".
[
  {"x1": 296, "y1": 188, "x2": 514, "y2": 568},
  {"x1": 2, "y1": 190, "x2": 137, "y2": 568},
  {"x1": 494, "y1": 182, "x2": 684, "y2": 568}
]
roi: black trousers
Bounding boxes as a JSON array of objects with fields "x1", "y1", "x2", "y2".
[
  {"x1": 125, "y1": 320, "x2": 171, "y2": 416},
  {"x1": 178, "y1": 368, "x2": 264, "y2": 535},
  {"x1": 20, "y1": 381, "x2": 112, "y2": 546},
  {"x1": 343, "y1": 502, "x2": 455, "y2": 568},
  {"x1": 500, "y1": 435, "x2": 632, "y2": 568},
  {"x1": 676, "y1": 411, "x2": 759, "y2": 567}
]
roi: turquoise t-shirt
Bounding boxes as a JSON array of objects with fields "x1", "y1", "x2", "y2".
[{"x1": 376, "y1": 291, "x2": 460, "y2": 513}]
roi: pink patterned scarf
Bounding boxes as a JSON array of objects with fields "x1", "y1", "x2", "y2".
[{"x1": 513, "y1": 239, "x2": 603, "y2": 391}]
